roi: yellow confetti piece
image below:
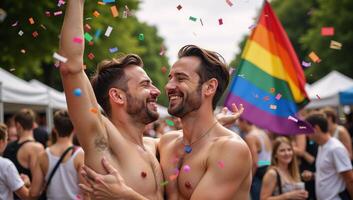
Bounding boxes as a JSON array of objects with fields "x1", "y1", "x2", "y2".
[
  {"x1": 111, "y1": 6, "x2": 119, "y2": 17},
  {"x1": 93, "y1": 11, "x2": 100, "y2": 17},
  {"x1": 330, "y1": 40, "x2": 342, "y2": 50},
  {"x1": 308, "y1": 51, "x2": 321, "y2": 63}
]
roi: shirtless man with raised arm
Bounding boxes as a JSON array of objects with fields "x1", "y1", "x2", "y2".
[
  {"x1": 59, "y1": 0, "x2": 163, "y2": 199},
  {"x1": 81, "y1": 45, "x2": 252, "y2": 200}
]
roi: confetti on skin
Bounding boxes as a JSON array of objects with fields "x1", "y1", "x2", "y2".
[
  {"x1": 217, "y1": 161, "x2": 224, "y2": 169},
  {"x1": 111, "y1": 6, "x2": 119, "y2": 17},
  {"x1": 316, "y1": 94, "x2": 321, "y2": 99},
  {"x1": 169, "y1": 174, "x2": 178, "y2": 181},
  {"x1": 84, "y1": 33, "x2": 93, "y2": 42},
  {"x1": 177, "y1": 5, "x2": 182, "y2": 10},
  {"x1": 189, "y1": 16, "x2": 197, "y2": 22},
  {"x1": 93, "y1": 11, "x2": 100, "y2": 18},
  {"x1": 160, "y1": 181, "x2": 169, "y2": 186},
  {"x1": 275, "y1": 93, "x2": 282, "y2": 100},
  {"x1": 104, "y1": 26, "x2": 113, "y2": 37},
  {"x1": 288, "y1": 115, "x2": 298, "y2": 123},
  {"x1": 218, "y1": 18, "x2": 223, "y2": 25},
  {"x1": 183, "y1": 165, "x2": 191, "y2": 172},
  {"x1": 109, "y1": 47, "x2": 118, "y2": 53},
  {"x1": 270, "y1": 104, "x2": 277, "y2": 110},
  {"x1": 88, "y1": 53, "x2": 95, "y2": 60},
  {"x1": 29, "y1": 17, "x2": 35, "y2": 24},
  {"x1": 330, "y1": 40, "x2": 342, "y2": 50},
  {"x1": 73, "y1": 88, "x2": 82, "y2": 97},
  {"x1": 302, "y1": 61, "x2": 311, "y2": 68},
  {"x1": 53, "y1": 52, "x2": 68, "y2": 63},
  {"x1": 165, "y1": 119, "x2": 174, "y2": 126},
  {"x1": 90, "y1": 108, "x2": 98, "y2": 114},
  {"x1": 73, "y1": 37, "x2": 83, "y2": 44},
  {"x1": 226, "y1": 0, "x2": 233, "y2": 7},
  {"x1": 138, "y1": 33, "x2": 144, "y2": 41},
  {"x1": 308, "y1": 51, "x2": 321, "y2": 63},
  {"x1": 321, "y1": 27, "x2": 334, "y2": 36}
]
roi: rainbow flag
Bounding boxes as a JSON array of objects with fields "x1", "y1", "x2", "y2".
[{"x1": 225, "y1": 1, "x2": 312, "y2": 135}]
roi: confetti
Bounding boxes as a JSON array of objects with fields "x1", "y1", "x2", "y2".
[
  {"x1": 32, "y1": 31, "x2": 39, "y2": 38},
  {"x1": 228, "y1": 68, "x2": 234, "y2": 75},
  {"x1": 104, "y1": 26, "x2": 113, "y2": 37},
  {"x1": 330, "y1": 40, "x2": 342, "y2": 50},
  {"x1": 316, "y1": 94, "x2": 321, "y2": 99},
  {"x1": 183, "y1": 165, "x2": 191, "y2": 172},
  {"x1": 189, "y1": 16, "x2": 197, "y2": 22},
  {"x1": 40, "y1": 24, "x2": 47, "y2": 30},
  {"x1": 165, "y1": 119, "x2": 174, "y2": 126},
  {"x1": 84, "y1": 33, "x2": 93, "y2": 41},
  {"x1": 88, "y1": 41, "x2": 94, "y2": 46},
  {"x1": 109, "y1": 47, "x2": 118, "y2": 53},
  {"x1": 159, "y1": 46, "x2": 165, "y2": 56},
  {"x1": 226, "y1": 0, "x2": 233, "y2": 7},
  {"x1": 93, "y1": 11, "x2": 100, "y2": 18},
  {"x1": 88, "y1": 53, "x2": 95, "y2": 60},
  {"x1": 308, "y1": 51, "x2": 321, "y2": 63},
  {"x1": 95, "y1": 29, "x2": 102, "y2": 39},
  {"x1": 138, "y1": 33, "x2": 144, "y2": 41},
  {"x1": 45, "y1": 11, "x2": 51, "y2": 17},
  {"x1": 169, "y1": 174, "x2": 178, "y2": 181},
  {"x1": 321, "y1": 27, "x2": 334, "y2": 36},
  {"x1": 177, "y1": 5, "x2": 182, "y2": 10},
  {"x1": 97, "y1": 1, "x2": 105, "y2": 5},
  {"x1": 270, "y1": 104, "x2": 277, "y2": 110},
  {"x1": 73, "y1": 88, "x2": 82, "y2": 96},
  {"x1": 218, "y1": 18, "x2": 223, "y2": 25},
  {"x1": 217, "y1": 161, "x2": 224, "y2": 169},
  {"x1": 29, "y1": 17, "x2": 35, "y2": 24},
  {"x1": 18, "y1": 30, "x2": 24, "y2": 36},
  {"x1": 270, "y1": 88, "x2": 275, "y2": 93},
  {"x1": 111, "y1": 6, "x2": 119, "y2": 17},
  {"x1": 20, "y1": 49, "x2": 26, "y2": 54},
  {"x1": 54, "y1": 11, "x2": 63, "y2": 16},
  {"x1": 160, "y1": 181, "x2": 168, "y2": 186},
  {"x1": 200, "y1": 18, "x2": 204, "y2": 26},
  {"x1": 73, "y1": 37, "x2": 83, "y2": 44},
  {"x1": 58, "y1": 0, "x2": 66, "y2": 7},
  {"x1": 248, "y1": 24, "x2": 256, "y2": 30},
  {"x1": 84, "y1": 24, "x2": 91, "y2": 32},
  {"x1": 53, "y1": 52, "x2": 68, "y2": 63},
  {"x1": 11, "y1": 21, "x2": 19, "y2": 27},
  {"x1": 161, "y1": 66, "x2": 167, "y2": 74},
  {"x1": 301, "y1": 61, "x2": 311, "y2": 67},
  {"x1": 275, "y1": 93, "x2": 282, "y2": 100},
  {"x1": 299, "y1": 126, "x2": 307, "y2": 129},
  {"x1": 10, "y1": 68, "x2": 16, "y2": 72},
  {"x1": 263, "y1": 96, "x2": 269, "y2": 101},
  {"x1": 288, "y1": 116, "x2": 298, "y2": 123},
  {"x1": 103, "y1": 0, "x2": 115, "y2": 3}
]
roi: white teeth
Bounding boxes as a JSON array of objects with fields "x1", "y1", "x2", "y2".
[{"x1": 170, "y1": 96, "x2": 181, "y2": 100}]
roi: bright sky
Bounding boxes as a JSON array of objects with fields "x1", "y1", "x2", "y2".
[{"x1": 136, "y1": 0, "x2": 264, "y2": 66}]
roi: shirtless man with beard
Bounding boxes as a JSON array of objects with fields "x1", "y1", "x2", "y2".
[
  {"x1": 59, "y1": 0, "x2": 163, "y2": 199},
  {"x1": 81, "y1": 45, "x2": 252, "y2": 199}
]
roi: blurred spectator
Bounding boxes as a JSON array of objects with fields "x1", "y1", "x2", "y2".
[
  {"x1": 304, "y1": 112, "x2": 353, "y2": 200},
  {"x1": 322, "y1": 107, "x2": 353, "y2": 160},
  {"x1": 261, "y1": 137, "x2": 308, "y2": 200},
  {"x1": 7, "y1": 126, "x2": 18, "y2": 142},
  {"x1": 33, "y1": 122, "x2": 49, "y2": 148},
  {"x1": 153, "y1": 121, "x2": 165, "y2": 138}
]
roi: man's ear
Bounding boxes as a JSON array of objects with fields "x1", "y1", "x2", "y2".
[
  {"x1": 203, "y1": 78, "x2": 218, "y2": 97},
  {"x1": 108, "y1": 88, "x2": 126, "y2": 105}
]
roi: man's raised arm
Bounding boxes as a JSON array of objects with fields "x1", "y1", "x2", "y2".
[{"x1": 59, "y1": 0, "x2": 107, "y2": 170}]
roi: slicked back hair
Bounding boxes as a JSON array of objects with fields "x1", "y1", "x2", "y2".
[
  {"x1": 90, "y1": 54, "x2": 144, "y2": 117},
  {"x1": 178, "y1": 45, "x2": 229, "y2": 110}
]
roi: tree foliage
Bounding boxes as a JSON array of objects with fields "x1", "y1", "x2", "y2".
[{"x1": 0, "y1": 0, "x2": 169, "y2": 105}]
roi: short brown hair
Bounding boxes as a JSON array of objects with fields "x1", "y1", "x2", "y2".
[
  {"x1": 178, "y1": 45, "x2": 229, "y2": 110},
  {"x1": 90, "y1": 54, "x2": 143, "y2": 117},
  {"x1": 322, "y1": 107, "x2": 337, "y2": 123},
  {"x1": 305, "y1": 112, "x2": 328, "y2": 133},
  {"x1": 0, "y1": 123, "x2": 7, "y2": 141},
  {"x1": 14, "y1": 108, "x2": 35, "y2": 130},
  {"x1": 54, "y1": 110, "x2": 73, "y2": 137}
]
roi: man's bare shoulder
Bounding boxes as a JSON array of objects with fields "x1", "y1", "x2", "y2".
[
  {"x1": 23, "y1": 141, "x2": 44, "y2": 152},
  {"x1": 160, "y1": 130, "x2": 182, "y2": 144}
]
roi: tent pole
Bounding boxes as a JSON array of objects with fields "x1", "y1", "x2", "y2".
[{"x1": 0, "y1": 82, "x2": 3, "y2": 123}]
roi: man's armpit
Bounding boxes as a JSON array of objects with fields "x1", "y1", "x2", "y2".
[{"x1": 94, "y1": 135, "x2": 109, "y2": 152}]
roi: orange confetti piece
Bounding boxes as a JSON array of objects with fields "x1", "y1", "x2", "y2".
[
  {"x1": 93, "y1": 11, "x2": 100, "y2": 17},
  {"x1": 169, "y1": 174, "x2": 178, "y2": 181},
  {"x1": 29, "y1": 17, "x2": 35, "y2": 24},
  {"x1": 308, "y1": 51, "x2": 321, "y2": 63},
  {"x1": 90, "y1": 108, "x2": 98, "y2": 114},
  {"x1": 97, "y1": 1, "x2": 105, "y2": 5},
  {"x1": 270, "y1": 88, "x2": 275, "y2": 93},
  {"x1": 111, "y1": 6, "x2": 119, "y2": 17}
]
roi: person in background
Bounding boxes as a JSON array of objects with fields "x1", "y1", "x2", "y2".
[
  {"x1": 237, "y1": 118, "x2": 272, "y2": 200},
  {"x1": 322, "y1": 107, "x2": 353, "y2": 160},
  {"x1": 261, "y1": 137, "x2": 308, "y2": 200},
  {"x1": 30, "y1": 110, "x2": 84, "y2": 199},
  {"x1": 0, "y1": 123, "x2": 31, "y2": 200},
  {"x1": 152, "y1": 121, "x2": 165, "y2": 138},
  {"x1": 303, "y1": 112, "x2": 353, "y2": 200}
]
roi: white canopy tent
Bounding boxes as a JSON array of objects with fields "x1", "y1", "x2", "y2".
[{"x1": 306, "y1": 71, "x2": 353, "y2": 109}]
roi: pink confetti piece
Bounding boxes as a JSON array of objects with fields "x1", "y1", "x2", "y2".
[
  {"x1": 159, "y1": 45, "x2": 165, "y2": 56},
  {"x1": 11, "y1": 21, "x2": 19, "y2": 27},
  {"x1": 32, "y1": 31, "x2": 39, "y2": 38},
  {"x1": 288, "y1": 116, "x2": 298, "y2": 123},
  {"x1": 226, "y1": 0, "x2": 233, "y2": 7},
  {"x1": 218, "y1": 18, "x2": 223, "y2": 25},
  {"x1": 316, "y1": 94, "x2": 321, "y2": 99},
  {"x1": 275, "y1": 93, "x2": 282, "y2": 100},
  {"x1": 299, "y1": 126, "x2": 307, "y2": 129},
  {"x1": 73, "y1": 37, "x2": 83, "y2": 44},
  {"x1": 54, "y1": 11, "x2": 63, "y2": 16},
  {"x1": 183, "y1": 165, "x2": 191, "y2": 172},
  {"x1": 88, "y1": 53, "x2": 95, "y2": 60},
  {"x1": 217, "y1": 161, "x2": 224, "y2": 169},
  {"x1": 302, "y1": 61, "x2": 311, "y2": 68},
  {"x1": 321, "y1": 27, "x2": 334, "y2": 36},
  {"x1": 45, "y1": 11, "x2": 51, "y2": 17}
]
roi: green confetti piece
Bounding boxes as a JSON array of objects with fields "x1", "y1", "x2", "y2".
[
  {"x1": 257, "y1": 160, "x2": 271, "y2": 167},
  {"x1": 189, "y1": 16, "x2": 197, "y2": 22},
  {"x1": 84, "y1": 32, "x2": 93, "y2": 42},
  {"x1": 165, "y1": 119, "x2": 175, "y2": 126},
  {"x1": 138, "y1": 33, "x2": 144, "y2": 41},
  {"x1": 160, "y1": 180, "x2": 169, "y2": 186}
]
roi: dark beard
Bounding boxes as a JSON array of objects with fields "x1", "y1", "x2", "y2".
[
  {"x1": 168, "y1": 84, "x2": 202, "y2": 118},
  {"x1": 126, "y1": 92, "x2": 159, "y2": 124}
]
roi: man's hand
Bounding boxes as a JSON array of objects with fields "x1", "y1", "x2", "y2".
[
  {"x1": 301, "y1": 170, "x2": 314, "y2": 182},
  {"x1": 216, "y1": 103, "x2": 244, "y2": 127},
  {"x1": 20, "y1": 173, "x2": 31, "y2": 188},
  {"x1": 79, "y1": 158, "x2": 133, "y2": 200}
]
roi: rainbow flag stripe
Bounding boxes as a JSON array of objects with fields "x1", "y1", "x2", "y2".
[{"x1": 225, "y1": 1, "x2": 312, "y2": 135}]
